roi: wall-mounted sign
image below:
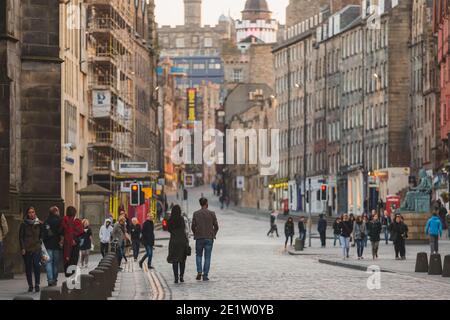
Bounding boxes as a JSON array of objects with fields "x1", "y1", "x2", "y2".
[
  {"x1": 92, "y1": 90, "x2": 111, "y2": 117},
  {"x1": 187, "y1": 88, "x2": 197, "y2": 123},
  {"x1": 184, "y1": 174, "x2": 195, "y2": 188},
  {"x1": 236, "y1": 176, "x2": 245, "y2": 189},
  {"x1": 119, "y1": 162, "x2": 148, "y2": 173}
]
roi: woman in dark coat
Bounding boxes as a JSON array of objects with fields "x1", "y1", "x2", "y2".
[
  {"x1": 284, "y1": 217, "x2": 295, "y2": 249},
  {"x1": 19, "y1": 207, "x2": 43, "y2": 293},
  {"x1": 389, "y1": 214, "x2": 408, "y2": 260},
  {"x1": 167, "y1": 205, "x2": 189, "y2": 284}
]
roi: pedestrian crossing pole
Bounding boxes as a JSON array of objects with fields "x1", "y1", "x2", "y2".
[{"x1": 308, "y1": 178, "x2": 312, "y2": 248}]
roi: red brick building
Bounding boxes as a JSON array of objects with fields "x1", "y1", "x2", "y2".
[{"x1": 434, "y1": 0, "x2": 450, "y2": 141}]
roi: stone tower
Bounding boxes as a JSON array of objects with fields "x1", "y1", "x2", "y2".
[{"x1": 184, "y1": 0, "x2": 202, "y2": 26}]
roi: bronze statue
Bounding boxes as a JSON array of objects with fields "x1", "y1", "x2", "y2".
[{"x1": 400, "y1": 169, "x2": 432, "y2": 213}]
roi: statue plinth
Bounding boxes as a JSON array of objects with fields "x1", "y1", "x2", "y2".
[{"x1": 401, "y1": 212, "x2": 430, "y2": 244}]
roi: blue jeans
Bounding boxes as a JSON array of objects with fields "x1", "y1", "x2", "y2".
[
  {"x1": 196, "y1": 239, "x2": 214, "y2": 277},
  {"x1": 363, "y1": 235, "x2": 368, "y2": 248},
  {"x1": 299, "y1": 231, "x2": 306, "y2": 241},
  {"x1": 356, "y1": 239, "x2": 364, "y2": 257},
  {"x1": 382, "y1": 226, "x2": 389, "y2": 244},
  {"x1": 140, "y1": 245, "x2": 153, "y2": 268},
  {"x1": 340, "y1": 236, "x2": 350, "y2": 258},
  {"x1": 333, "y1": 234, "x2": 341, "y2": 246},
  {"x1": 45, "y1": 249, "x2": 61, "y2": 284}
]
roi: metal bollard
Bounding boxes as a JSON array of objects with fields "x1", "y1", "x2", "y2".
[
  {"x1": 442, "y1": 255, "x2": 450, "y2": 277},
  {"x1": 428, "y1": 254, "x2": 443, "y2": 275},
  {"x1": 79, "y1": 274, "x2": 95, "y2": 300},
  {"x1": 415, "y1": 252, "x2": 428, "y2": 273},
  {"x1": 40, "y1": 286, "x2": 63, "y2": 300},
  {"x1": 13, "y1": 296, "x2": 34, "y2": 300},
  {"x1": 97, "y1": 265, "x2": 114, "y2": 293},
  {"x1": 89, "y1": 269, "x2": 108, "y2": 300}
]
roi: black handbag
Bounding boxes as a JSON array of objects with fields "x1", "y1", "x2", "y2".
[{"x1": 186, "y1": 244, "x2": 192, "y2": 256}]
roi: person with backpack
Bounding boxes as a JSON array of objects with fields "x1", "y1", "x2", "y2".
[
  {"x1": 79, "y1": 219, "x2": 93, "y2": 269},
  {"x1": 425, "y1": 206, "x2": 443, "y2": 254},
  {"x1": 43, "y1": 206, "x2": 62, "y2": 286},
  {"x1": 19, "y1": 207, "x2": 43, "y2": 292},
  {"x1": 284, "y1": 217, "x2": 295, "y2": 249},
  {"x1": 332, "y1": 217, "x2": 341, "y2": 247},
  {"x1": 368, "y1": 213, "x2": 382, "y2": 260},
  {"x1": 60, "y1": 206, "x2": 83, "y2": 277}
]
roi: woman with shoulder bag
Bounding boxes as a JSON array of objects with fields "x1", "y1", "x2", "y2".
[
  {"x1": 167, "y1": 205, "x2": 190, "y2": 284},
  {"x1": 19, "y1": 207, "x2": 43, "y2": 293}
]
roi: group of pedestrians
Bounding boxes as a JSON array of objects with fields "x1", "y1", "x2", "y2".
[
  {"x1": 335, "y1": 211, "x2": 409, "y2": 260},
  {"x1": 18, "y1": 206, "x2": 91, "y2": 293}
]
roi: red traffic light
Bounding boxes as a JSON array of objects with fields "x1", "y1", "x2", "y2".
[{"x1": 321, "y1": 185, "x2": 327, "y2": 192}]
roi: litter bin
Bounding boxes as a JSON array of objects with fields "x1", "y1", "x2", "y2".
[{"x1": 294, "y1": 238, "x2": 305, "y2": 251}]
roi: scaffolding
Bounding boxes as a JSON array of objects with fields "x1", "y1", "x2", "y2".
[{"x1": 86, "y1": 0, "x2": 135, "y2": 194}]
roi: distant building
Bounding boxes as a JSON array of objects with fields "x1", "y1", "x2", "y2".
[{"x1": 235, "y1": 0, "x2": 279, "y2": 43}]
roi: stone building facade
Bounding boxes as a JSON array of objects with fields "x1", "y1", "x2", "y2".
[
  {"x1": 0, "y1": 0, "x2": 64, "y2": 272},
  {"x1": 227, "y1": 91, "x2": 276, "y2": 210},
  {"x1": 60, "y1": 0, "x2": 89, "y2": 209},
  {"x1": 410, "y1": 0, "x2": 443, "y2": 179}
]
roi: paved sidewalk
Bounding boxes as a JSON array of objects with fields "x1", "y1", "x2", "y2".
[
  {"x1": 0, "y1": 254, "x2": 102, "y2": 300},
  {"x1": 287, "y1": 237, "x2": 450, "y2": 283}
]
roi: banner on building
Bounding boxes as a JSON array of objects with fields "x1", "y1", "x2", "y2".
[
  {"x1": 92, "y1": 90, "x2": 111, "y2": 117},
  {"x1": 184, "y1": 174, "x2": 195, "y2": 188},
  {"x1": 236, "y1": 176, "x2": 245, "y2": 189},
  {"x1": 187, "y1": 88, "x2": 197, "y2": 123}
]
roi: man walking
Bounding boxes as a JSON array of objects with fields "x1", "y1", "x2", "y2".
[
  {"x1": 192, "y1": 198, "x2": 219, "y2": 281},
  {"x1": 317, "y1": 214, "x2": 327, "y2": 248},
  {"x1": 426, "y1": 206, "x2": 443, "y2": 254},
  {"x1": 43, "y1": 206, "x2": 62, "y2": 286},
  {"x1": 139, "y1": 214, "x2": 155, "y2": 270}
]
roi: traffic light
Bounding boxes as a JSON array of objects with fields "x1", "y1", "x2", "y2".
[
  {"x1": 321, "y1": 185, "x2": 327, "y2": 201},
  {"x1": 306, "y1": 190, "x2": 310, "y2": 203},
  {"x1": 130, "y1": 183, "x2": 140, "y2": 206}
]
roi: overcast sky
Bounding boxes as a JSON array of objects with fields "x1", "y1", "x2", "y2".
[{"x1": 155, "y1": 0, "x2": 289, "y2": 26}]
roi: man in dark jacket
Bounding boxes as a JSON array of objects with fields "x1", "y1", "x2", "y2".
[
  {"x1": 298, "y1": 216, "x2": 306, "y2": 241},
  {"x1": 130, "y1": 218, "x2": 142, "y2": 262},
  {"x1": 192, "y1": 198, "x2": 219, "y2": 281},
  {"x1": 332, "y1": 217, "x2": 341, "y2": 247},
  {"x1": 139, "y1": 214, "x2": 155, "y2": 269},
  {"x1": 43, "y1": 206, "x2": 62, "y2": 286},
  {"x1": 317, "y1": 214, "x2": 327, "y2": 248}
]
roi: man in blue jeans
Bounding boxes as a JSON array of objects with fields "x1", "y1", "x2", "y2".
[
  {"x1": 192, "y1": 198, "x2": 219, "y2": 281},
  {"x1": 43, "y1": 206, "x2": 62, "y2": 286}
]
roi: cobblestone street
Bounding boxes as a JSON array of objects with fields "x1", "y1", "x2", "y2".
[{"x1": 151, "y1": 187, "x2": 450, "y2": 300}]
